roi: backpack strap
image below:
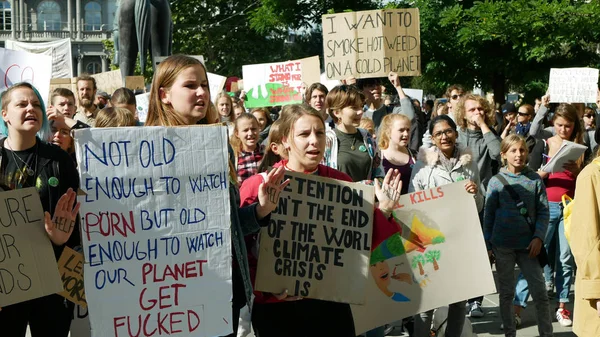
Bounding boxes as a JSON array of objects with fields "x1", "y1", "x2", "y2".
[{"x1": 495, "y1": 175, "x2": 534, "y2": 231}]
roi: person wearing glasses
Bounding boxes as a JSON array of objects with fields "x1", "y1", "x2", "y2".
[
  {"x1": 421, "y1": 85, "x2": 466, "y2": 148},
  {"x1": 409, "y1": 114, "x2": 483, "y2": 337},
  {"x1": 583, "y1": 106, "x2": 597, "y2": 153},
  {"x1": 515, "y1": 104, "x2": 535, "y2": 137}
]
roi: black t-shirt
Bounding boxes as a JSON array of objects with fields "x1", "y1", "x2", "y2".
[{"x1": 1, "y1": 145, "x2": 39, "y2": 190}]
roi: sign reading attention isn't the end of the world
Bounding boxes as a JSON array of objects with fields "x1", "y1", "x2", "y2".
[{"x1": 322, "y1": 9, "x2": 421, "y2": 80}]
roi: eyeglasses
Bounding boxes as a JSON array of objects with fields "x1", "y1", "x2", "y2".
[
  {"x1": 451, "y1": 94, "x2": 463, "y2": 100},
  {"x1": 432, "y1": 128, "x2": 455, "y2": 139},
  {"x1": 584, "y1": 114, "x2": 595, "y2": 118}
]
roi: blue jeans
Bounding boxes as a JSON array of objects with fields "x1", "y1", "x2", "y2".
[{"x1": 514, "y1": 201, "x2": 573, "y2": 306}]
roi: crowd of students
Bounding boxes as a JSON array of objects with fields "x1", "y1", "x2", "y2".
[{"x1": 0, "y1": 54, "x2": 599, "y2": 337}]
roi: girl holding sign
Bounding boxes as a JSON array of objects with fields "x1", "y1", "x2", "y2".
[
  {"x1": 146, "y1": 55, "x2": 289, "y2": 337},
  {"x1": 409, "y1": 114, "x2": 483, "y2": 337},
  {"x1": 240, "y1": 104, "x2": 404, "y2": 337},
  {"x1": 0, "y1": 82, "x2": 81, "y2": 337}
]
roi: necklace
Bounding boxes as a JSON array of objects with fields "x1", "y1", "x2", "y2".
[
  {"x1": 350, "y1": 136, "x2": 357, "y2": 151},
  {"x1": 6, "y1": 139, "x2": 38, "y2": 177}
]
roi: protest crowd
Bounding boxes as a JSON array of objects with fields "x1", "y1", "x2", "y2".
[{"x1": 1, "y1": 22, "x2": 600, "y2": 337}]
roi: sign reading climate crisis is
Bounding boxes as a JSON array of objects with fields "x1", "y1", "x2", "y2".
[
  {"x1": 255, "y1": 171, "x2": 374, "y2": 305},
  {"x1": 322, "y1": 9, "x2": 421, "y2": 80}
]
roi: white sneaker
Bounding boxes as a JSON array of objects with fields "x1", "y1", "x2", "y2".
[
  {"x1": 556, "y1": 308, "x2": 573, "y2": 327},
  {"x1": 469, "y1": 302, "x2": 484, "y2": 318}
]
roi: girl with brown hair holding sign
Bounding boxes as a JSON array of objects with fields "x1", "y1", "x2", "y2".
[
  {"x1": 0, "y1": 82, "x2": 81, "y2": 337},
  {"x1": 239, "y1": 104, "x2": 404, "y2": 336},
  {"x1": 145, "y1": 54, "x2": 289, "y2": 337}
]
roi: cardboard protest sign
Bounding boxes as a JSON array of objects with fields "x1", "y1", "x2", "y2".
[
  {"x1": 403, "y1": 88, "x2": 423, "y2": 104},
  {"x1": 322, "y1": 9, "x2": 421, "y2": 80},
  {"x1": 135, "y1": 92, "x2": 150, "y2": 123},
  {"x1": 91, "y1": 70, "x2": 122, "y2": 95},
  {"x1": 255, "y1": 171, "x2": 374, "y2": 304},
  {"x1": 49, "y1": 78, "x2": 77, "y2": 97},
  {"x1": 74, "y1": 126, "x2": 232, "y2": 337},
  {"x1": 125, "y1": 76, "x2": 145, "y2": 92},
  {"x1": 57, "y1": 246, "x2": 86, "y2": 307},
  {"x1": 548, "y1": 67, "x2": 599, "y2": 103},
  {"x1": 242, "y1": 56, "x2": 320, "y2": 108},
  {"x1": 351, "y1": 182, "x2": 496, "y2": 333},
  {"x1": 0, "y1": 48, "x2": 53, "y2": 107},
  {"x1": 0, "y1": 188, "x2": 63, "y2": 307}
]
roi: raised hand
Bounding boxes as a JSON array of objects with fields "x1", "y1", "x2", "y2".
[
  {"x1": 256, "y1": 166, "x2": 290, "y2": 220},
  {"x1": 375, "y1": 169, "x2": 402, "y2": 215},
  {"x1": 45, "y1": 188, "x2": 80, "y2": 246}
]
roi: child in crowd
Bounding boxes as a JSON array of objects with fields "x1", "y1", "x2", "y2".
[
  {"x1": 231, "y1": 113, "x2": 264, "y2": 183},
  {"x1": 216, "y1": 91, "x2": 235, "y2": 123},
  {"x1": 484, "y1": 134, "x2": 552, "y2": 337},
  {"x1": 95, "y1": 107, "x2": 138, "y2": 128},
  {"x1": 377, "y1": 113, "x2": 416, "y2": 195}
]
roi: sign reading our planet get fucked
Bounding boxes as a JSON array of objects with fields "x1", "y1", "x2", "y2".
[
  {"x1": 255, "y1": 171, "x2": 374, "y2": 304},
  {"x1": 322, "y1": 9, "x2": 421, "y2": 80}
]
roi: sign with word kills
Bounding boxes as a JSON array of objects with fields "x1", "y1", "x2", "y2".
[
  {"x1": 242, "y1": 56, "x2": 320, "y2": 108},
  {"x1": 0, "y1": 188, "x2": 63, "y2": 307},
  {"x1": 322, "y1": 9, "x2": 421, "y2": 80},
  {"x1": 548, "y1": 67, "x2": 599, "y2": 103},
  {"x1": 255, "y1": 171, "x2": 374, "y2": 304},
  {"x1": 57, "y1": 246, "x2": 87, "y2": 307},
  {"x1": 351, "y1": 182, "x2": 496, "y2": 333},
  {"x1": 74, "y1": 126, "x2": 232, "y2": 337}
]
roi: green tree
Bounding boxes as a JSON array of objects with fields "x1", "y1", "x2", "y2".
[
  {"x1": 425, "y1": 250, "x2": 441, "y2": 270},
  {"x1": 386, "y1": 0, "x2": 600, "y2": 102},
  {"x1": 411, "y1": 254, "x2": 425, "y2": 275}
]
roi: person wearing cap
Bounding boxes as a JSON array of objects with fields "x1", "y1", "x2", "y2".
[
  {"x1": 95, "y1": 90, "x2": 111, "y2": 109},
  {"x1": 500, "y1": 102, "x2": 518, "y2": 139},
  {"x1": 515, "y1": 104, "x2": 535, "y2": 137}
]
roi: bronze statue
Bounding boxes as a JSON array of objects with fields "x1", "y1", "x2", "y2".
[{"x1": 114, "y1": 0, "x2": 173, "y2": 82}]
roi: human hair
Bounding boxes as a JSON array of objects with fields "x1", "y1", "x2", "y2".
[
  {"x1": 305, "y1": 83, "x2": 329, "y2": 104},
  {"x1": 146, "y1": 55, "x2": 209, "y2": 126},
  {"x1": 76, "y1": 74, "x2": 97, "y2": 90},
  {"x1": 454, "y1": 94, "x2": 495, "y2": 129},
  {"x1": 356, "y1": 78, "x2": 381, "y2": 90},
  {"x1": 325, "y1": 85, "x2": 364, "y2": 123},
  {"x1": 519, "y1": 103, "x2": 534, "y2": 116},
  {"x1": 279, "y1": 104, "x2": 324, "y2": 148},
  {"x1": 95, "y1": 107, "x2": 137, "y2": 128},
  {"x1": 500, "y1": 134, "x2": 529, "y2": 166},
  {"x1": 359, "y1": 117, "x2": 375, "y2": 136},
  {"x1": 230, "y1": 113, "x2": 259, "y2": 155},
  {"x1": 553, "y1": 104, "x2": 584, "y2": 144},
  {"x1": 444, "y1": 84, "x2": 465, "y2": 99},
  {"x1": 432, "y1": 99, "x2": 448, "y2": 118},
  {"x1": 377, "y1": 114, "x2": 411, "y2": 150},
  {"x1": 251, "y1": 107, "x2": 272, "y2": 128},
  {"x1": 49, "y1": 120, "x2": 74, "y2": 153},
  {"x1": 0, "y1": 82, "x2": 51, "y2": 140},
  {"x1": 258, "y1": 119, "x2": 286, "y2": 173},
  {"x1": 215, "y1": 91, "x2": 233, "y2": 119},
  {"x1": 111, "y1": 87, "x2": 136, "y2": 106},
  {"x1": 428, "y1": 114, "x2": 457, "y2": 135},
  {"x1": 50, "y1": 88, "x2": 75, "y2": 105}
]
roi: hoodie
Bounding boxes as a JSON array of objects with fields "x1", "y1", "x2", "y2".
[
  {"x1": 457, "y1": 128, "x2": 501, "y2": 194},
  {"x1": 483, "y1": 167, "x2": 549, "y2": 250}
]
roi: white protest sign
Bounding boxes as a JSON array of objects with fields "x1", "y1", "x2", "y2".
[
  {"x1": 351, "y1": 182, "x2": 496, "y2": 333},
  {"x1": 548, "y1": 67, "x2": 599, "y2": 103},
  {"x1": 403, "y1": 88, "x2": 423, "y2": 104},
  {"x1": 135, "y1": 92, "x2": 150, "y2": 123},
  {"x1": 5, "y1": 39, "x2": 73, "y2": 79},
  {"x1": 0, "y1": 188, "x2": 63, "y2": 307},
  {"x1": 242, "y1": 56, "x2": 320, "y2": 108},
  {"x1": 207, "y1": 72, "x2": 227, "y2": 102},
  {"x1": 0, "y1": 48, "x2": 53, "y2": 107},
  {"x1": 74, "y1": 126, "x2": 233, "y2": 337}
]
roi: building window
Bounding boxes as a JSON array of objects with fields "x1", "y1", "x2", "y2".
[
  {"x1": 84, "y1": 1, "x2": 102, "y2": 31},
  {"x1": 37, "y1": 1, "x2": 61, "y2": 31},
  {"x1": 1, "y1": 1, "x2": 11, "y2": 31},
  {"x1": 86, "y1": 61, "x2": 101, "y2": 74},
  {"x1": 107, "y1": 0, "x2": 117, "y2": 30}
]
